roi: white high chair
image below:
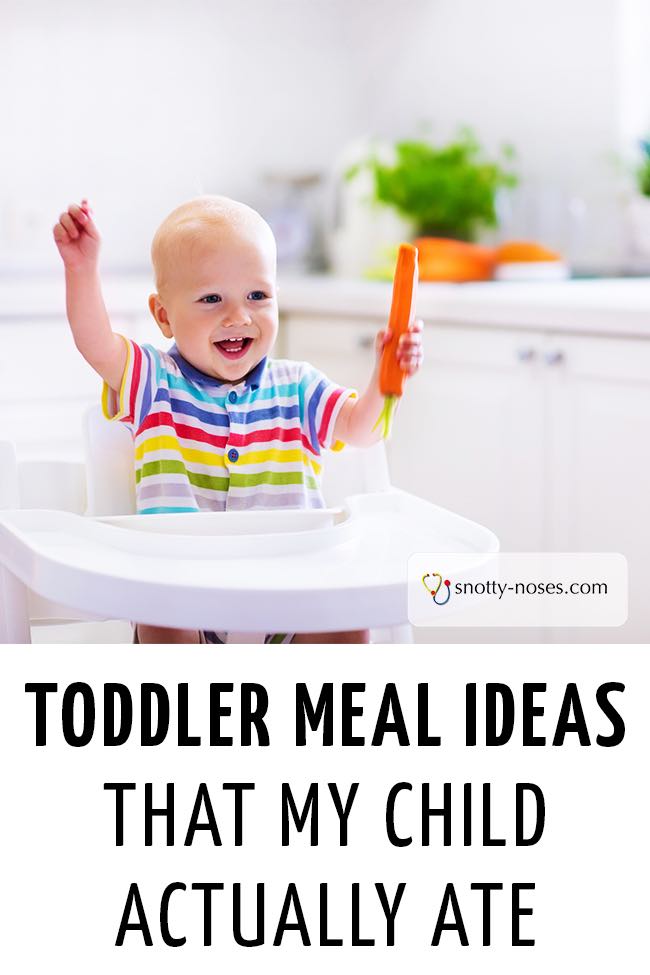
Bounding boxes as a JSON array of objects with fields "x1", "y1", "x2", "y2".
[{"x1": 0, "y1": 408, "x2": 498, "y2": 644}]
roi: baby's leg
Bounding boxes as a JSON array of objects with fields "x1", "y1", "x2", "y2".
[
  {"x1": 135, "y1": 624, "x2": 201, "y2": 644},
  {"x1": 291, "y1": 629, "x2": 370, "y2": 644}
]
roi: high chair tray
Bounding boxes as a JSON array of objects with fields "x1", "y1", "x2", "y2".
[{"x1": 0, "y1": 490, "x2": 498, "y2": 633}]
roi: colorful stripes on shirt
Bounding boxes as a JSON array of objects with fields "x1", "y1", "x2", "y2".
[{"x1": 102, "y1": 338, "x2": 356, "y2": 513}]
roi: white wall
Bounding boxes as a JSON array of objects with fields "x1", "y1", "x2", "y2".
[
  {"x1": 1, "y1": 0, "x2": 408, "y2": 270},
  {"x1": 618, "y1": 0, "x2": 650, "y2": 145},
  {"x1": 0, "y1": 0, "x2": 645, "y2": 273}
]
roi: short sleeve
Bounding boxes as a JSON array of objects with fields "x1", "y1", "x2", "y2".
[
  {"x1": 101, "y1": 336, "x2": 162, "y2": 430},
  {"x1": 299, "y1": 363, "x2": 357, "y2": 454}
]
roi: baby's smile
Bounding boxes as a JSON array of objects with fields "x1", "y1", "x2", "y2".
[{"x1": 213, "y1": 335, "x2": 254, "y2": 361}]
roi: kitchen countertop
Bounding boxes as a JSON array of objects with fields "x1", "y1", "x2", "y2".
[
  {"x1": 1, "y1": 273, "x2": 649, "y2": 337},
  {"x1": 278, "y1": 275, "x2": 650, "y2": 337}
]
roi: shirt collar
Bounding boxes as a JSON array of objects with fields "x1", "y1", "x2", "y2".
[{"x1": 167, "y1": 344, "x2": 267, "y2": 390}]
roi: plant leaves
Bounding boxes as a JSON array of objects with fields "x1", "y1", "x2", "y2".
[{"x1": 349, "y1": 131, "x2": 519, "y2": 239}]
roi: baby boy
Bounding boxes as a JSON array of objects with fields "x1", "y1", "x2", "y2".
[{"x1": 53, "y1": 195, "x2": 423, "y2": 644}]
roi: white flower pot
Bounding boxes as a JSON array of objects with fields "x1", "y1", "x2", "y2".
[
  {"x1": 328, "y1": 199, "x2": 415, "y2": 278},
  {"x1": 326, "y1": 139, "x2": 415, "y2": 278}
]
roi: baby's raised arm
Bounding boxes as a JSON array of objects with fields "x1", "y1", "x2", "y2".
[{"x1": 53, "y1": 200, "x2": 126, "y2": 392}]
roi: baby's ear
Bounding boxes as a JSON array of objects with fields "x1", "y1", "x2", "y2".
[{"x1": 148, "y1": 293, "x2": 173, "y2": 338}]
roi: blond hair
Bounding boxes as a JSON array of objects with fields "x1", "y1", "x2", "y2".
[{"x1": 151, "y1": 195, "x2": 276, "y2": 295}]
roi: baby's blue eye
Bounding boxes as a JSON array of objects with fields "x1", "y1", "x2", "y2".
[
  {"x1": 248, "y1": 291, "x2": 267, "y2": 301},
  {"x1": 200, "y1": 294, "x2": 221, "y2": 303}
]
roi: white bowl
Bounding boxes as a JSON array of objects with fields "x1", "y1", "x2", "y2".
[{"x1": 494, "y1": 261, "x2": 570, "y2": 281}]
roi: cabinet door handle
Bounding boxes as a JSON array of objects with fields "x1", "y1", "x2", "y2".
[
  {"x1": 357, "y1": 335, "x2": 375, "y2": 350},
  {"x1": 544, "y1": 350, "x2": 565, "y2": 366},
  {"x1": 516, "y1": 346, "x2": 537, "y2": 362}
]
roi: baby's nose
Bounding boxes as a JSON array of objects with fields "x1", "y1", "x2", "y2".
[{"x1": 222, "y1": 305, "x2": 252, "y2": 327}]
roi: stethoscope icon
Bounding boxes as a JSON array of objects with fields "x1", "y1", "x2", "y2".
[{"x1": 422, "y1": 572, "x2": 451, "y2": 606}]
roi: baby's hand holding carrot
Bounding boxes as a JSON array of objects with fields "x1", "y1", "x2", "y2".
[
  {"x1": 375, "y1": 318, "x2": 424, "y2": 379},
  {"x1": 395, "y1": 318, "x2": 424, "y2": 378}
]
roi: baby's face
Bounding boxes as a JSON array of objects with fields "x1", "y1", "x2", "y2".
[{"x1": 150, "y1": 226, "x2": 278, "y2": 383}]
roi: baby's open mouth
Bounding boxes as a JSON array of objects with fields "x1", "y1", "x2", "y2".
[{"x1": 213, "y1": 337, "x2": 253, "y2": 360}]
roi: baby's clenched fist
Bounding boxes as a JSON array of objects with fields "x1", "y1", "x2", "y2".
[{"x1": 53, "y1": 199, "x2": 101, "y2": 272}]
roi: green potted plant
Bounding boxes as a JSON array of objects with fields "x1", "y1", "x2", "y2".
[{"x1": 348, "y1": 128, "x2": 517, "y2": 240}]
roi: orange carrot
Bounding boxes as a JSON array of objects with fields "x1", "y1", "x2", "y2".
[{"x1": 374, "y1": 243, "x2": 418, "y2": 437}]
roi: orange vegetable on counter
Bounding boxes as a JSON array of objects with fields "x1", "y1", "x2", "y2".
[
  {"x1": 415, "y1": 237, "x2": 495, "y2": 282},
  {"x1": 495, "y1": 240, "x2": 561, "y2": 262},
  {"x1": 374, "y1": 242, "x2": 418, "y2": 438}
]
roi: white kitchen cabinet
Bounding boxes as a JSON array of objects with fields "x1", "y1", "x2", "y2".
[
  {"x1": 0, "y1": 314, "x2": 151, "y2": 458},
  {"x1": 545, "y1": 333, "x2": 650, "y2": 641},
  {"x1": 0, "y1": 319, "x2": 99, "y2": 457},
  {"x1": 278, "y1": 313, "x2": 380, "y2": 389},
  {"x1": 282, "y1": 312, "x2": 650, "y2": 642},
  {"x1": 387, "y1": 325, "x2": 546, "y2": 552}
]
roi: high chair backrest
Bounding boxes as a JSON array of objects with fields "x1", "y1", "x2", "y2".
[
  {"x1": 83, "y1": 407, "x2": 136, "y2": 515},
  {"x1": 82, "y1": 406, "x2": 391, "y2": 515},
  {"x1": 319, "y1": 438, "x2": 391, "y2": 505}
]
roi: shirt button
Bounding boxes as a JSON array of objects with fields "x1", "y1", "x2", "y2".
[
  {"x1": 228, "y1": 391, "x2": 237, "y2": 404},
  {"x1": 228, "y1": 448, "x2": 239, "y2": 463}
]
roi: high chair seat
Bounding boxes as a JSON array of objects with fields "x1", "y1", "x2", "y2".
[{"x1": 0, "y1": 408, "x2": 498, "y2": 643}]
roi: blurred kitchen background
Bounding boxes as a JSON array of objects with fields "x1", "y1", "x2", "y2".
[
  {"x1": 1, "y1": 0, "x2": 649, "y2": 643},
  {"x1": 2, "y1": 0, "x2": 650, "y2": 274}
]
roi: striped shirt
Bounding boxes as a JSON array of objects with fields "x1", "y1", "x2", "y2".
[{"x1": 102, "y1": 337, "x2": 357, "y2": 514}]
